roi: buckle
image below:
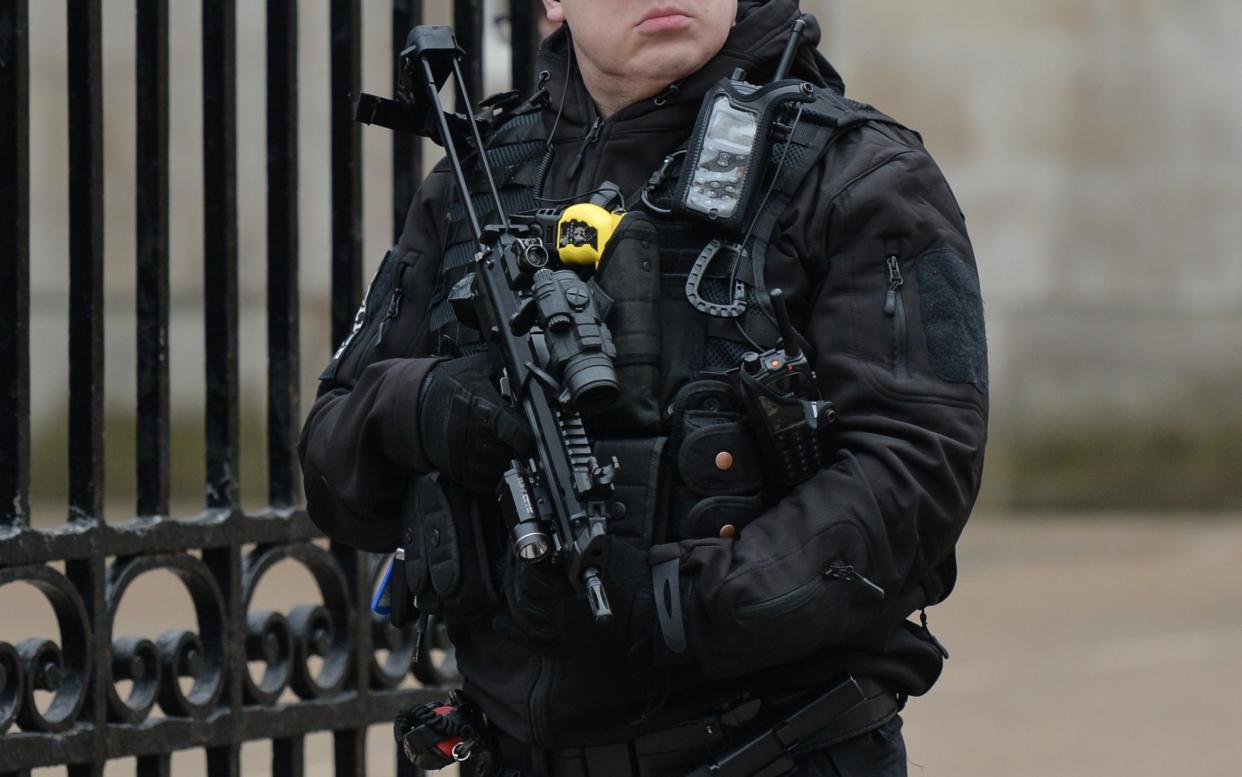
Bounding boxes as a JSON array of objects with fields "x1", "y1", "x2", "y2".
[{"x1": 641, "y1": 150, "x2": 687, "y2": 215}]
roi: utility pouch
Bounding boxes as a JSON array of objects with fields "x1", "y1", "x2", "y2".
[
  {"x1": 667, "y1": 394, "x2": 767, "y2": 541},
  {"x1": 591, "y1": 436, "x2": 669, "y2": 548},
  {"x1": 584, "y1": 212, "x2": 663, "y2": 437},
  {"x1": 400, "y1": 472, "x2": 499, "y2": 620}
]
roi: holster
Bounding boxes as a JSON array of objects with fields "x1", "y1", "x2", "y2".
[
  {"x1": 664, "y1": 380, "x2": 769, "y2": 542},
  {"x1": 400, "y1": 472, "x2": 500, "y2": 620}
]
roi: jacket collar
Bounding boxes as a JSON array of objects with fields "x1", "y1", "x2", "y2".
[{"x1": 535, "y1": 0, "x2": 846, "y2": 140}]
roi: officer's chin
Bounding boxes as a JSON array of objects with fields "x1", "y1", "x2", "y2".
[{"x1": 624, "y1": 46, "x2": 714, "y2": 87}]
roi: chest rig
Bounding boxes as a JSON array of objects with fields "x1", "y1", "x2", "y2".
[
  {"x1": 430, "y1": 102, "x2": 547, "y2": 358},
  {"x1": 431, "y1": 86, "x2": 899, "y2": 403},
  {"x1": 428, "y1": 87, "x2": 901, "y2": 548}
]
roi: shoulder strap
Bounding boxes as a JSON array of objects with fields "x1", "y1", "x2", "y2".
[
  {"x1": 739, "y1": 89, "x2": 907, "y2": 341},
  {"x1": 430, "y1": 103, "x2": 549, "y2": 355}
]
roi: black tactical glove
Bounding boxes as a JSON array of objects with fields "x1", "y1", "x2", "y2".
[
  {"x1": 418, "y1": 353, "x2": 535, "y2": 494},
  {"x1": 393, "y1": 693, "x2": 484, "y2": 769},
  {"x1": 495, "y1": 537, "x2": 661, "y2": 673}
]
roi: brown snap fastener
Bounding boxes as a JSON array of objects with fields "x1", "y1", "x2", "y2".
[
  {"x1": 719, "y1": 524, "x2": 737, "y2": 539},
  {"x1": 715, "y1": 451, "x2": 734, "y2": 471}
]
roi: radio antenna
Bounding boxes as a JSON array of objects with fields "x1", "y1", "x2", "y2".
[
  {"x1": 770, "y1": 289, "x2": 802, "y2": 359},
  {"x1": 773, "y1": 19, "x2": 807, "y2": 81}
]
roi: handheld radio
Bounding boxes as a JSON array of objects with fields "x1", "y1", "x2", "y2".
[
  {"x1": 737, "y1": 289, "x2": 834, "y2": 489},
  {"x1": 672, "y1": 20, "x2": 815, "y2": 234}
]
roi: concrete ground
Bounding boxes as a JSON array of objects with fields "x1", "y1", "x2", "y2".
[
  {"x1": 901, "y1": 514, "x2": 1242, "y2": 777},
  {"x1": 7, "y1": 513, "x2": 1242, "y2": 776}
]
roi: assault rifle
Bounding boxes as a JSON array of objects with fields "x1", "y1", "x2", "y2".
[{"x1": 361, "y1": 26, "x2": 619, "y2": 624}]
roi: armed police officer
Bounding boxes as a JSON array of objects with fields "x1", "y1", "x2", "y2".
[{"x1": 299, "y1": 1, "x2": 988, "y2": 774}]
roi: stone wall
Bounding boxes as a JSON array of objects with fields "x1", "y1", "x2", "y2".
[
  {"x1": 21, "y1": 1, "x2": 1242, "y2": 510},
  {"x1": 813, "y1": 0, "x2": 1242, "y2": 507}
]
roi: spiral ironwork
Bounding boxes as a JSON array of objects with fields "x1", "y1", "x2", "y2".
[{"x1": 0, "y1": 519, "x2": 459, "y2": 774}]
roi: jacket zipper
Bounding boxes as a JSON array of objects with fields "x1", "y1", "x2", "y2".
[
  {"x1": 736, "y1": 572, "x2": 822, "y2": 620},
  {"x1": 566, "y1": 116, "x2": 603, "y2": 182},
  {"x1": 563, "y1": 82, "x2": 676, "y2": 194},
  {"x1": 883, "y1": 255, "x2": 908, "y2": 378},
  {"x1": 373, "y1": 265, "x2": 407, "y2": 348},
  {"x1": 736, "y1": 559, "x2": 885, "y2": 620},
  {"x1": 325, "y1": 251, "x2": 401, "y2": 381},
  {"x1": 824, "y1": 560, "x2": 886, "y2": 601}
]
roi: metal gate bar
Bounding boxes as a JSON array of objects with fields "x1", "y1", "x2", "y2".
[
  {"x1": 510, "y1": 0, "x2": 540, "y2": 94},
  {"x1": 67, "y1": 0, "x2": 106, "y2": 524},
  {"x1": 0, "y1": 0, "x2": 31, "y2": 530},
  {"x1": 330, "y1": 0, "x2": 364, "y2": 348},
  {"x1": 267, "y1": 0, "x2": 301, "y2": 510},
  {"x1": 0, "y1": 1, "x2": 542, "y2": 774},
  {"x1": 392, "y1": 0, "x2": 425, "y2": 243},
  {"x1": 453, "y1": 0, "x2": 484, "y2": 113},
  {"x1": 204, "y1": 0, "x2": 241, "y2": 512},
  {"x1": 136, "y1": 0, "x2": 172, "y2": 520}
]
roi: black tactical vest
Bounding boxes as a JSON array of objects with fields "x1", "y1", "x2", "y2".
[{"x1": 426, "y1": 88, "x2": 902, "y2": 547}]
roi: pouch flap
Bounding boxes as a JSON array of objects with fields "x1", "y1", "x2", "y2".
[
  {"x1": 414, "y1": 473, "x2": 462, "y2": 599},
  {"x1": 682, "y1": 493, "x2": 765, "y2": 540},
  {"x1": 665, "y1": 380, "x2": 741, "y2": 433},
  {"x1": 677, "y1": 415, "x2": 764, "y2": 496},
  {"x1": 400, "y1": 476, "x2": 431, "y2": 599}
]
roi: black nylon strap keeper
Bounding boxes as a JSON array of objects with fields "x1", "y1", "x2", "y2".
[
  {"x1": 684, "y1": 676, "x2": 868, "y2": 777},
  {"x1": 583, "y1": 743, "x2": 634, "y2": 777},
  {"x1": 355, "y1": 93, "x2": 420, "y2": 134},
  {"x1": 403, "y1": 725, "x2": 452, "y2": 758},
  {"x1": 397, "y1": 710, "x2": 455, "y2": 769},
  {"x1": 772, "y1": 723, "x2": 798, "y2": 750},
  {"x1": 388, "y1": 551, "x2": 414, "y2": 628},
  {"x1": 652, "y1": 558, "x2": 687, "y2": 655}
]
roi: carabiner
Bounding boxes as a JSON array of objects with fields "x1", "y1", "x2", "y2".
[{"x1": 451, "y1": 740, "x2": 474, "y2": 763}]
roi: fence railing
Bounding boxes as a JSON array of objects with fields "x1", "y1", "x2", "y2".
[{"x1": 0, "y1": 1, "x2": 539, "y2": 774}]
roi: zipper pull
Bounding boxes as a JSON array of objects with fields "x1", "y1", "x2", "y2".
[
  {"x1": 374, "y1": 287, "x2": 404, "y2": 347},
  {"x1": 567, "y1": 117, "x2": 602, "y2": 181},
  {"x1": 411, "y1": 609, "x2": 430, "y2": 666},
  {"x1": 920, "y1": 608, "x2": 951, "y2": 659},
  {"x1": 884, "y1": 255, "x2": 904, "y2": 316},
  {"x1": 825, "y1": 561, "x2": 886, "y2": 600}
]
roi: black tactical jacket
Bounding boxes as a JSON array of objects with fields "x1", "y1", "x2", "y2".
[{"x1": 300, "y1": 0, "x2": 988, "y2": 748}]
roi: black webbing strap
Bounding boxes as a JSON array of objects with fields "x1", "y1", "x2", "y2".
[
  {"x1": 485, "y1": 675, "x2": 896, "y2": 777},
  {"x1": 684, "y1": 676, "x2": 893, "y2": 777},
  {"x1": 431, "y1": 106, "x2": 546, "y2": 356},
  {"x1": 652, "y1": 558, "x2": 687, "y2": 656}
]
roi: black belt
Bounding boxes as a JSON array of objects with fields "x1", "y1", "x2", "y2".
[{"x1": 485, "y1": 676, "x2": 900, "y2": 777}]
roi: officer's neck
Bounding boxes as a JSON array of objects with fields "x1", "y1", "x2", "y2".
[{"x1": 574, "y1": 56, "x2": 670, "y2": 120}]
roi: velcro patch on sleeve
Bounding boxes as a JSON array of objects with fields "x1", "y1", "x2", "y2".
[{"x1": 916, "y1": 248, "x2": 988, "y2": 389}]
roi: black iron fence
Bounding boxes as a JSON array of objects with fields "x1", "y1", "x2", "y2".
[{"x1": 0, "y1": 1, "x2": 539, "y2": 774}]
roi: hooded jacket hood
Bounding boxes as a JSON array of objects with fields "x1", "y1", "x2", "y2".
[{"x1": 535, "y1": 0, "x2": 846, "y2": 142}]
